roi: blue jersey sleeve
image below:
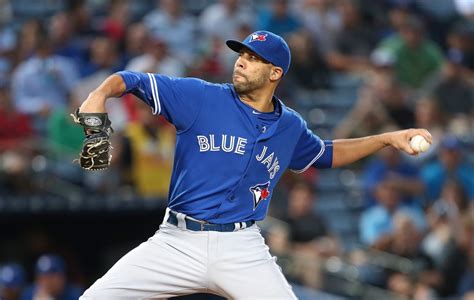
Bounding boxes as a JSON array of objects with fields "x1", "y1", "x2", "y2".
[
  {"x1": 289, "y1": 126, "x2": 333, "y2": 172},
  {"x1": 117, "y1": 71, "x2": 205, "y2": 132}
]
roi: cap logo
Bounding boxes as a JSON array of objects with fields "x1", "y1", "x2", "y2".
[{"x1": 249, "y1": 33, "x2": 267, "y2": 43}]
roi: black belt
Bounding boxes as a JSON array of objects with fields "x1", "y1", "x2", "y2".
[{"x1": 166, "y1": 210, "x2": 255, "y2": 232}]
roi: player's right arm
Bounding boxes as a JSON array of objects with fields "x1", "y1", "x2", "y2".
[
  {"x1": 79, "y1": 74, "x2": 126, "y2": 114},
  {"x1": 79, "y1": 71, "x2": 205, "y2": 132}
]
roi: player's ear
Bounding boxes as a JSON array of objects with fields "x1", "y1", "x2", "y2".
[{"x1": 270, "y1": 67, "x2": 283, "y2": 81}]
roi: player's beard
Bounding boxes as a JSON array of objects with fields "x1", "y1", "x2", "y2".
[{"x1": 233, "y1": 72, "x2": 267, "y2": 94}]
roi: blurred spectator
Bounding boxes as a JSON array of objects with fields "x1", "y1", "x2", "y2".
[
  {"x1": 46, "y1": 94, "x2": 84, "y2": 185},
  {"x1": 416, "y1": 0, "x2": 458, "y2": 47},
  {"x1": 256, "y1": 0, "x2": 302, "y2": 37},
  {"x1": 15, "y1": 20, "x2": 43, "y2": 64},
  {"x1": 11, "y1": 36, "x2": 79, "y2": 134},
  {"x1": 191, "y1": 34, "x2": 230, "y2": 82},
  {"x1": 21, "y1": 254, "x2": 83, "y2": 300},
  {"x1": 48, "y1": 11, "x2": 86, "y2": 67},
  {"x1": 428, "y1": 28, "x2": 474, "y2": 121},
  {"x1": 143, "y1": 0, "x2": 197, "y2": 65},
  {"x1": 421, "y1": 135, "x2": 474, "y2": 202},
  {"x1": 433, "y1": 179, "x2": 471, "y2": 228},
  {"x1": 360, "y1": 179, "x2": 426, "y2": 246},
  {"x1": 125, "y1": 37, "x2": 185, "y2": 77},
  {"x1": 384, "y1": 213, "x2": 438, "y2": 298},
  {"x1": 444, "y1": 24, "x2": 474, "y2": 72},
  {"x1": 362, "y1": 140, "x2": 423, "y2": 207},
  {"x1": 80, "y1": 35, "x2": 122, "y2": 78},
  {"x1": 355, "y1": 210, "x2": 432, "y2": 291},
  {"x1": 374, "y1": 77, "x2": 415, "y2": 129},
  {"x1": 376, "y1": 15, "x2": 444, "y2": 89},
  {"x1": 326, "y1": 0, "x2": 378, "y2": 72},
  {"x1": 199, "y1": 0, "x2": 254, "y2": 40},
  {"x1": 454, "y1": 0, "x2": 474, "y2": 20},
  {"x1": 0, "y1": 0, "x2": 15, "y2": 86},
  {"x1": 414, "y1": 97, "x2": 444, "y2": 136},
  {"x1": 459, "y1": 265, "x2": 474, "y2": 298},
  {"x1": 0, "y1": 84, "x2": 34, "y2": 150},
  {"x1": 456, "y1": 214, "x2": 474, "y2": 298},
  {"x1": 66, "y1": 0, "x2": 96, "y2": 39},
  {"x1": 283, "y1": 181, "x2": 339, "y2": 256},
  {"x1": 295, "y1": 0, "x2": 342, "y2": 54},
  {"x1": 122, "y1": 22, "x2": 149, "y2": 64},
  {"x1": 100, "y1": 0, "x2": 130, "y2": 43},
  {"x1": 281, "y1": 181, "x2": 339, "y2": 289},
  {"x1": 333, "y1": 54, "x2": 400, "y2": 139},
  {"x1": 286, "y1": 31, "x2": 331, "y2": 90},
  {"x1": 0, "y1": 0, "x2": 12, "y2": 25},
  {"x1": 421, "y1": 180, "x2": 471, "y2": 296},
  {"x1": 0, "y1": 84, "x2": 36, "y2": 195},
  {"x1": 385, "y1": 2, "x2": 414, "y2": 36},
  {"x1": 0, "y1": 263, "x2": 25, "y2": 300},
  {"x1": 122, "y1": 100, "x2": 175, "y2": 199}
]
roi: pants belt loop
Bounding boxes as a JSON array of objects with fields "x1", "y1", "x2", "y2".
[
  {"x1": 163, "y1": 208, "x2": 171, "y2": 224},
  {"x1": 241, "y1": 222, "x2": 247, "y2": 229},
  {"x1": 233, "y1": 222, "x2": 241, "y2": 232},
  {"x1": 176, "y1": 212, "x2": 186, "y2": 229}
]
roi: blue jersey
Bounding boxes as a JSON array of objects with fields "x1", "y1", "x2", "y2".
[{"x1": 118, "y1": 71, "x2": 333, "y2": 223}]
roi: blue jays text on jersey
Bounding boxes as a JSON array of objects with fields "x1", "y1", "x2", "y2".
[{"x1": 118, "y1": 71, "x2": 333, "y2": 224}]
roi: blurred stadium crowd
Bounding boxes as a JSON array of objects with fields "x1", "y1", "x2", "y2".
[{"x1": 0, "y1": 0, "x2": 474, "y2": 299}]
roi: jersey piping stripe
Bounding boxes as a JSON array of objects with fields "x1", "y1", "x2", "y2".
[
  {"x1": 146, "y1": 73, "x2": 158, "y2": 114},
  {"x1": 151, "y1": 74, "x2": 162, "y2": 114},
  {"x1": 147, "y1": 73, "x2": 161, "y2": 115},
  {"x1": 290, "y1": 139, "x2": 325, "y2": 173}
]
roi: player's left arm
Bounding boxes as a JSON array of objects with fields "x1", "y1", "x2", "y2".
[{"x1": 331, "y1": 128, "x2": 432, "y2": 168}]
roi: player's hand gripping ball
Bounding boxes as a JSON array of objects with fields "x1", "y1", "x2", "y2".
[
  {"x1": 409, "y1": 134, "x2": 430, "y2": 153},
  {"x1": 70, "y1": 109, "x2": 113, "y2": 170}
]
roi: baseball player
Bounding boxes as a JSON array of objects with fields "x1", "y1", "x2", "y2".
[{"x1": 75, "y1": 30, "x2": 431, "y2": 299}]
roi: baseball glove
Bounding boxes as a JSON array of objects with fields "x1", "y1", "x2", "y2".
[{"x1": 70, "y1": 109, "x2": 114, "y2": 170}]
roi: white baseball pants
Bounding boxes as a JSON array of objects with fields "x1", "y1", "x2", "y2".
[{"x1": 79, "y1": 218, "x2": 296, "y2": 299}]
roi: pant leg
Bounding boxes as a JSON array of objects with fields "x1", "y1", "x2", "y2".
[
  {"x1": 80, "y1": 224, "x2": 211, "y2": 300},
  {"x1": 209, "y1": 225, "x2": 297, "y2": 300}
]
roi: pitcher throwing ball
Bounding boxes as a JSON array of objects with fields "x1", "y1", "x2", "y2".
[{"x1": 76, "y1": 30, "x2": 431, "y2": 299}]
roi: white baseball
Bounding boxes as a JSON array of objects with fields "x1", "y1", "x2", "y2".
[{"x1": 410, "y1": 135, "x2": 430, "y2": 152}]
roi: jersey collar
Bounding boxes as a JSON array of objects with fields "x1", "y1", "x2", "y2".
[
  {"x1": 229, "y1": 84, "x2": 292, "y2": 141},
  {"x1": 257, "y1": 98, "x2": 293, "y2": 141}
]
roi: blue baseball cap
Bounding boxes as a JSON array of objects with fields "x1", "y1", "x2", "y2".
[
  {"x1": 226, "y1": 30, "x2": 291, "y2": 75},
  {"x1": 0, "y1": 263, "x2": 25, "y2": 288},
  {"x1": 35, "y1": 254, "x2": 65, "y2": 275}
]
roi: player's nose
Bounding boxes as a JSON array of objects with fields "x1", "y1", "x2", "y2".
[{"x1": 235, "y1": 56, "x2": 245, "y2": 69}]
